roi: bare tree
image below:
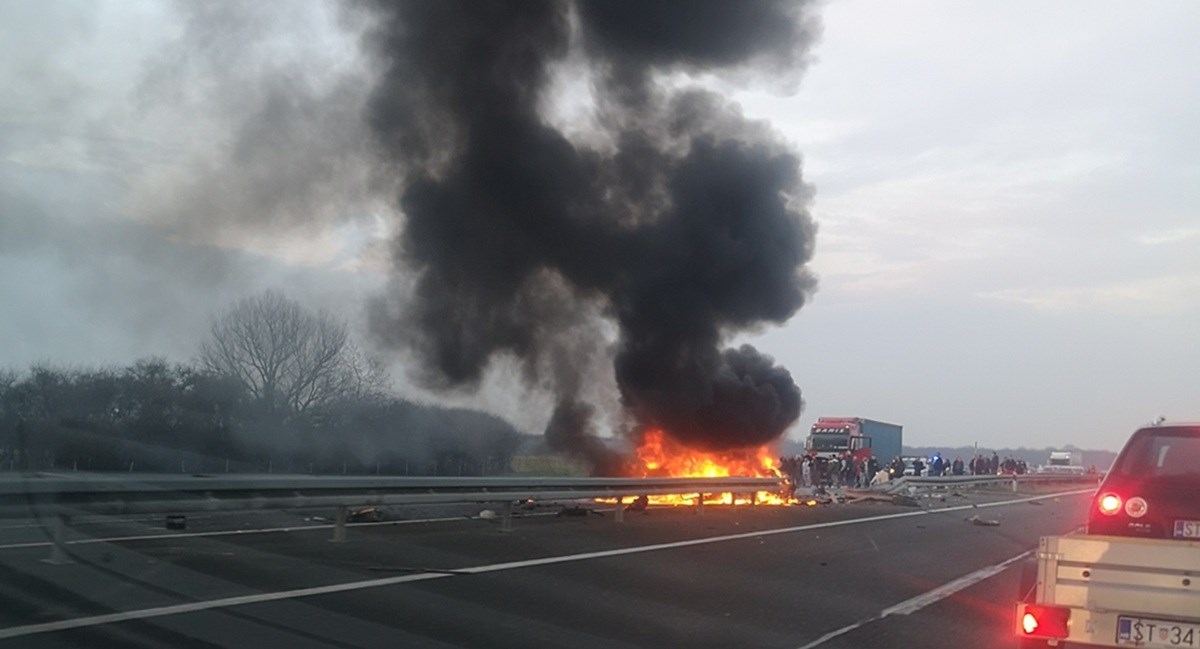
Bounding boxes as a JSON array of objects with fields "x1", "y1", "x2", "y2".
[{"x1": 199, "y1": 291, "x2": 382, "y2": 418}]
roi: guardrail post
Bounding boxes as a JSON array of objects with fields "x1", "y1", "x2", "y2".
[
  {"x1": 331, "y1": 506, "x2": 347, "y2": 543},
  {"x1": 613, "y1": 498, "x2": 625, "y2": 524},
  {"x1": 1012, "y1": 478, "x2": 1018, "y2": 493},
  {"x1": 43, "y1": 514, "x2": 72, "y2": 565},
  {"x1": 696, "y1": 495, "x2": 705, "y2": 516},
  {"x1": 500, "y1": 501, "x2": 514, "y2": 532}
]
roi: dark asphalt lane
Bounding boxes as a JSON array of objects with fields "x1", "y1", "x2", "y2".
[{"x1": 0, "y1": 489, "x2": 1091, "y2": 648}]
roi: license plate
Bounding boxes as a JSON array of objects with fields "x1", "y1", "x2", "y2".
[
  {"x1": 1118, "y1": 617, "x2": 1200, "y2": 647},
  {"x1": 1175, "y1": 520, "x2": 1200, "y2": 539}
]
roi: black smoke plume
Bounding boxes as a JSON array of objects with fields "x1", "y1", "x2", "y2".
[{"x1": 366, "y1": 1, "x2": 820, "y2": 470}]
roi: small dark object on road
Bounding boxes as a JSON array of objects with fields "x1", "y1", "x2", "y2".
[
  {"x1": 967, "y1": 515, "x2": 1000, "y2": 526},
  {"x1": 557, "y1": 506, "x2": 600, "y2": 517},
  {"x1": 1028, "y1": 500, "x2": 1044, "y2": 506},
  {"x1": 626, "y1": 495, "x2": 649, "y2": 513},
  {"x1": 165, "y1": 514, "x2": 186, "y2": 530},
  {"x1": 891, "y1": 495, "x2": 921, "y2": 507}
]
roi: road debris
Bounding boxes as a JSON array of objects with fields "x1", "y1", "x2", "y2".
[
  {"x1": 967, "y1": 514, "x2": 1000, "y2": 526},
  {"x1": 557, "y1": 505, "x2": 602, "y2": 517},
  {"x1": 349, "y1": 507, "x2": 384, "y2": 523}
]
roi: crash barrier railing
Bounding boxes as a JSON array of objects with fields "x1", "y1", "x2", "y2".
[
  {"x1": 0, "y1": 473, "x2": 785, "y2": 558},
  {"x1": 882, "y1": 472, "x2": 1101, "y2": 495}
]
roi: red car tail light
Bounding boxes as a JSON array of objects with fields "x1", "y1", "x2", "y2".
[
  {"x1": 1019, "y1": 604, "x2": 1071, "y2": 638},
  {"x1": 1124, "y1": 496, "x2": 1148, "y2": 518},
  {"x1": 1097, "y1": 493, "x2": 1122, "y2": 516}
]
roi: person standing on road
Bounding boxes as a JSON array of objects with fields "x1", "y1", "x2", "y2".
[
  {"x1": 952, "y1": 456, "x2": 964, "y2": 475},
  {"x1": 801, "y1": 456, "x2": 812, "y2": 488}
]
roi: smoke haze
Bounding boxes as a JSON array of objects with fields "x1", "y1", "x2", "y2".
[{"x1": 364, "y1": 1, "x2": 820, "y2": 467}]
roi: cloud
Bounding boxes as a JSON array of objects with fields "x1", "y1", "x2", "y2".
[
  {"x1": 1138, "y1": 228, "x2": 1200, "y2": 246},
  {"x1": 980, "y1": 275, "x2": 1200, "y2": 313}
]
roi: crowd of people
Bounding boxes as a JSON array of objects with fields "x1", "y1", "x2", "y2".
[{"x1": 778, "y1": 450, "x2": 1030, "y2": 489}]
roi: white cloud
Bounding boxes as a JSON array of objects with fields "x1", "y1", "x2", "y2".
[
  {"x1": 980, "y1": 275, "x2": 1200, "y2": 313},
  {"x1": 1138, "y1": 228, "x2": 1200, "y2": 246}
]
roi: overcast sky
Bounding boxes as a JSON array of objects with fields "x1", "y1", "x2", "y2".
[{"x1": 2, "y1": 1, "x2": 1197, "y2": 451}]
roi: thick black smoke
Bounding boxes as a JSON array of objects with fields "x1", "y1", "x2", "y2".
[{"x1": 366, "y1": 1, "x2": 819, "y2": 468}]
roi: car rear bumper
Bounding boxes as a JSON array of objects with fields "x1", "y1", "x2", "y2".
[{"x1": 1016, "y1": 603, "x2": 1200, "y2": 647}]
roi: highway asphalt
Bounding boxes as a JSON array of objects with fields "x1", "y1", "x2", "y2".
[{"x1": 0, "y1": 486, "x2": 1092, "y2": 648}]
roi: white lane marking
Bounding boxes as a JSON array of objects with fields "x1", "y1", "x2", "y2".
[
  {"x1": 880, "y1": 550, "x2": 1031, "y2": 616},
  {"x1": 795, "y1": 550, "x2": 1034, "y2": 649},
  {"x1": 0, "y1": 489, "x2": 1091, "y2": 640},
  {"x1": 0, "y1": 513, "x2": 559, "y2": 551}
]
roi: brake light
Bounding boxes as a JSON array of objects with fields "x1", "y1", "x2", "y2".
[
  {"x1": 1124, "y1": 496, "x2": 1148, "y2": 518},
  {"x1": 1021, "y1": 613, "x2": 1038, "y2": 634},
  {"x1": 1019, "y1": 604, "x2": 1070, "y2": 638},
  {"x1": 1097, "y1": 493, "x2": 1122, "y2": 516}
]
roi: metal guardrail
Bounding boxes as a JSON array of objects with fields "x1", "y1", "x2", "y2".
[
  {"x1": 1, "y1": 473, "x2": 786, "y2": 556},
  {"x1": 882, "y1": 473, "x2": 1101, "y2": 494},
  {"x1": 0, "y1": 473, "x2": 784, "y2": 517}
]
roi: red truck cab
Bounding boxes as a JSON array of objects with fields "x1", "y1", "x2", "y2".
[{"x1": 805, "y1": 418, "x2": 873, "y2": 465}]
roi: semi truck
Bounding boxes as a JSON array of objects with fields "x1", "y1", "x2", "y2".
[
  {"x1": 805, "y1": 417, "x2": 903, "y2": 466},
  {"x1": 1037, "y1": 450, "x2": 1087, "y2": 475},
  {"x1": 1048, "y1": 450, "x2": 1084, "y2": 467}
]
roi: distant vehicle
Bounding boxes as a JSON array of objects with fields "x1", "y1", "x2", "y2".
[
  {"x1": 1037, "y1": 450, "x2": 1087, "y2": 476},
  {"x1": 1048, "y1": 450, "x2": 1084, "y2": 467},
  {"x1": 805, "y1": 417, "x2": 903, "y2": 467},
  {"x1": 899, "y1": 456, "x2": 929, "y2": 477},
  {"x1": 1015, "y1": 423, "x2": 1200, "y2": 647}
]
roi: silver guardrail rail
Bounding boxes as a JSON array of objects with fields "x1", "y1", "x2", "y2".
[
  {"x1": 0, "y1": 473, "x2": 783, "y2": 516},
  {"x1": 0, "y1": 473, "x2": 786, "y2": 554},
  {"x1": 882, "y1": 473, "x2": 1101, "y2": 494}
]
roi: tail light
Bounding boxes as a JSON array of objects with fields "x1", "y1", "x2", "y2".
[
  {"x1": 1097, "y1": 493, "x2": 1122, "y2": 516},
  {"x1": 1124, "y1": 496, "x2": 1148, "y2": 518},
  {"x1": 1018, "y1": 604, "x2": 1071, "y2": 639}
]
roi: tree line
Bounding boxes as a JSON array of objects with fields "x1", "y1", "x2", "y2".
[{"x1": 0, "y1": 292, "x2": 526, "y2": 475}]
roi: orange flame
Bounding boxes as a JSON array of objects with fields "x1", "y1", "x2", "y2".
[{"x1": 621, "y1": 428, "x2": 792, "y2": 506}]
